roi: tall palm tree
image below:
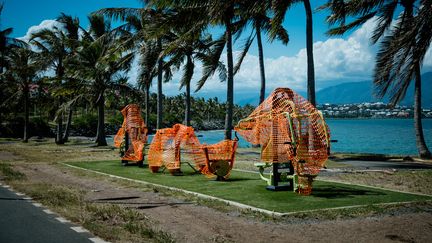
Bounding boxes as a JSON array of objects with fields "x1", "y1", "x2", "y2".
[
  {"x1": 271, "y1": 0, "x2": 316, "y2": 105},
  {"x1": 96, "y1": 7, "x2": 174, "y2": 130},
  {"x1": 161, "y1": 0, "x2": 238, "y2": 139},
  {"x1": 2, "y1": 47, "x2": 41, "y2": 142},
  {"x1": 237, "y1": 0, "x2": 289, "y2": 104},
  {"x1": 0, "y1": 3, "x2": 25, "y2": 74},
  {"x1": 162, "y1": 27, "x2": 214, "y2": 126},
  {"x1": 31, "y1": 25, "x2": 70, "y2": 144},
  {"x1": 137, "y1": 41, "x2": 159, "y2": 129},
  {"x1": 322, "y1": 0, "x2": 431, "y2": 158},
  {"x1": 56, "y1": 13, "x2": 81, "y2": 142},
  {"x1": 68, "y1": 14, "x2": 134, "y2": 146},
  {"x1": 0, "y1": 3, "x2": 25, "y2": 124}
]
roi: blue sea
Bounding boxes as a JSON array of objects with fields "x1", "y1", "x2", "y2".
[{"x1": 111, "y1": 119, "x2": 432, "y2": 156}]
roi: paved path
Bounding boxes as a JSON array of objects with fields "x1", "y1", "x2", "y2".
[
  {"x1": 335, "y1": 160, "x2": 432, "y2": 170},
  {"x1": 0, "y1": 184, "x2": 98, "y2": 243}
]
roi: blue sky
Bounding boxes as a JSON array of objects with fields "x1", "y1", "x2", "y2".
[
  {"x1": 2, "y1": 0, "x2": 432, "y2": 103},
  {"x1": 2, "y1": 0, "x2": 332, "y2": 57}
]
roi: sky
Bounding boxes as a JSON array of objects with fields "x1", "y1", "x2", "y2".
[{"x1": 2, "y1": 0, "x2": 432, "y2": 102}]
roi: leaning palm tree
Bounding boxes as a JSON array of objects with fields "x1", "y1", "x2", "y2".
[
  {"x1": 68, "y1": 14, "x2": 134, "y2": 146},
  {"x1": 271, "y1": 0, "x2": 316, "y2": 105},
  {"x1": 2, "y1": 47, "x2": 41, "y2": 142},
  {"x1": 322, "y1": 0, "x2": 431, "y2": 158}
]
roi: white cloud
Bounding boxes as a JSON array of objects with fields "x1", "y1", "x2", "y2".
[
  {"x1": 23, "y1": 18, "x2": 432, "y2": 101},
  {"x1": 19, "y1": 19, "x2": 63, "y2": 42}
]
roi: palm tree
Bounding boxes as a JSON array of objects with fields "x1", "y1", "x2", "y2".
[
  {"x1": 237, "y1": 0, "x2": 289, "y2": 104},
  {"x1": 2, "y1": 47, "x2": 41, "y2": 142},
  {"x1": 0, "y1": 3, "x2": 25, "y2": 124},
  {"x1": 56, "y1": 13, "x2": 81, "y2": 142},
  {"x1": 31, "y1": 25, "x2": 71, "y2": 144},
  {"x1": 271, "y1": 0, "x2": 316, "y2": 105},
  {"x1": 162, "y1": 0, "x2": 238, "y2": 139},
  {"x1": 323, "y1": 0, "x2": 431, "y2": 158},
  {"x1": 68, "y1": 14, "x2": 134, "y2": 146},
  {"x1": 137, "y1": 41, "x2": 159, "y2": 129},
  {"x1": 96, "y1": 7, "x2": 175, "y2": 130},
  {"x1": 0, "y1": 3, "x2": 25, "y2": 74},
  {"x1": 162, "y1": 27, "x2": 214, "y2": 126}
]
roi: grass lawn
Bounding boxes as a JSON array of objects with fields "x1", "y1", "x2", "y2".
[{"x1": 68, "y1": 160, "x2": 431, "y2": 213}]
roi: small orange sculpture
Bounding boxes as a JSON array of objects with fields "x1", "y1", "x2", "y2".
[
  {"x1": 147, "y1": 124, "x2": 202, "y2": 174},
  {"x1": 114, "y1": 104, "x2": 148, "y2": 166},
  {"x1": 147, "y1": 124, "x2": 238, "y2": 179}
]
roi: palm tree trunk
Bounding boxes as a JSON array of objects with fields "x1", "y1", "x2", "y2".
[
  {"x1": 185, "y1": 81, "x2": 191, "y2": 126},
  {"x1": 55, "y1": 96, "x2": 64, "y2": 145},
  {"x1": 256, "y1": 22, "x2": 266, "y2": 104},
  {"x1": 23, "y1": 85, "x2": 29, "y2": 143},
  {"x1": 414, "y1": 64, "x2": 431, "y2": 158},
  {"x1": 95, "y1": 94, "x2": 107, "y2": 146},
  {"x1": 145, "y1": 83, "x2": 150, "y2": 130},
  {"x1": 62, "y1": 104, "x2": 73, "y2": 142},
  {"x1": 224, "y1": 17, "x2": 234, "y2": 140},
  {"x1": 56, "y1": 113, "x2": 64, "y2": 144},
  {"x1": 157, "y1": 39, "x2": 163, "y2": 130},
  {"x1": 304, "y1": 0, "x2": 316, "y2": 106}
]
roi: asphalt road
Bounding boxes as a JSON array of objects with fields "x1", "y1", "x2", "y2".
[{"x1": 0, "y1": 185, "x2": 93, "y2": 243}]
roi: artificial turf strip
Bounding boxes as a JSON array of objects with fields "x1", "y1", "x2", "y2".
[{"x1": 69, "y1": 160, "x2": 431, "y2": 213}]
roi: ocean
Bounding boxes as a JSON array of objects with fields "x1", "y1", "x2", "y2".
[
  {"x1": 189, "y1": 119, "x2": 432, "y2": 155},
  {"x1": 112, "y1": 119, "x2": 432, "y2": 156}
]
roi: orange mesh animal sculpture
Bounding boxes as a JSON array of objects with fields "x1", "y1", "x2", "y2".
[
  {"x1": 147, "y1": 124, "x2": 238, "y2": 180},
  {"x1": 147, "y1": 124, "x2": 202, "y2": 175},
  {"x1": 235, "y1": 88, "x2": 330, "y2": 194},
  {"x1": 114, "y1": 104, "x2": 148, "y2": 166},
  {"x1": 197, "y1": 139, "x2": 238, "y2": 180}
]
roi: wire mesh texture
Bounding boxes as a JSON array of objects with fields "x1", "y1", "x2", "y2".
[
  {"x1": 235, "y1": 88, "x2": 330, "y2": 193},
  {"x1": 114, "y1": 104, "x2": 148, "y2": 162},
  {"x1": 147, "y1": 124, "x2": 238, "y2": 179}
]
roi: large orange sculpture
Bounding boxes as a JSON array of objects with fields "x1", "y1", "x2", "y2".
[
  {"x1": 235, "y1": 88, "x2": 330, "y2": 194},
  {"x1": 114, "y1": 104, "x2": 148, "y2": 166}
]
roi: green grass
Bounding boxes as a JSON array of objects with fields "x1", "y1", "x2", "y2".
[
  {"x1": 68, "y1": 160, "x2": 431, "y2": 213},
  {"x1": 0, "y1": 163, "x2": 26, "y2": 181}
]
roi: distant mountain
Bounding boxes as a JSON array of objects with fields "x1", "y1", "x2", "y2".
[
  {"x1": 237, "y1": 72, "x2": 432, "y2": 108},
  {"x1": 317, "y1": 72, "x2": 432, "y2": 107}
]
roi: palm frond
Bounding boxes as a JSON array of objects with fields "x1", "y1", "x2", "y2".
[{"x1": 233, "y1": 31, "x2": 255, "y2": 75}]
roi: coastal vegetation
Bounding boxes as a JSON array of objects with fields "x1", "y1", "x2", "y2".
[{"x1": 0, "y1": 1, "x2": 431, "y2": 158}]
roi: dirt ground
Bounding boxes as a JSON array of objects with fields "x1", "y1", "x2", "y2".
[
  {"x1": 1, "y1": 140, "x2": 432, "y2": 243},
  {"x1": 6, "y1": 162, "x2": 432, "y2": 242}
]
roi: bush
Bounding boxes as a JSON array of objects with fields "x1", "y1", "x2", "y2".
[
  {"x1": 72, "y1": 113, "x2": 98, "y2": 137},
  {"x1": 30, "y1": 117, "x2": 54, "y2": 138}
]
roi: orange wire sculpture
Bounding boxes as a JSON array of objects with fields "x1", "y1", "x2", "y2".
[
  {"x1": 235, "y1": 88, "x2": 330, "y2": 195},
  {"x1": 147, "y1": 124, "x2": 202, "y2": 174},
  {"x1": 114, "y1": 104, "x2": 148, "y2": 164},
  {"x1": 198, "y1": 139, "x2": 238, "y2": 180},
  {"x1": 147, "y1": 123, "x2": 238, "y2": 179}
]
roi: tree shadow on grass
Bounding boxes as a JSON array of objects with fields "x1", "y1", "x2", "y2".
[{"x1": 311, "y1": 185, "x2": 385, "y2": 199}]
